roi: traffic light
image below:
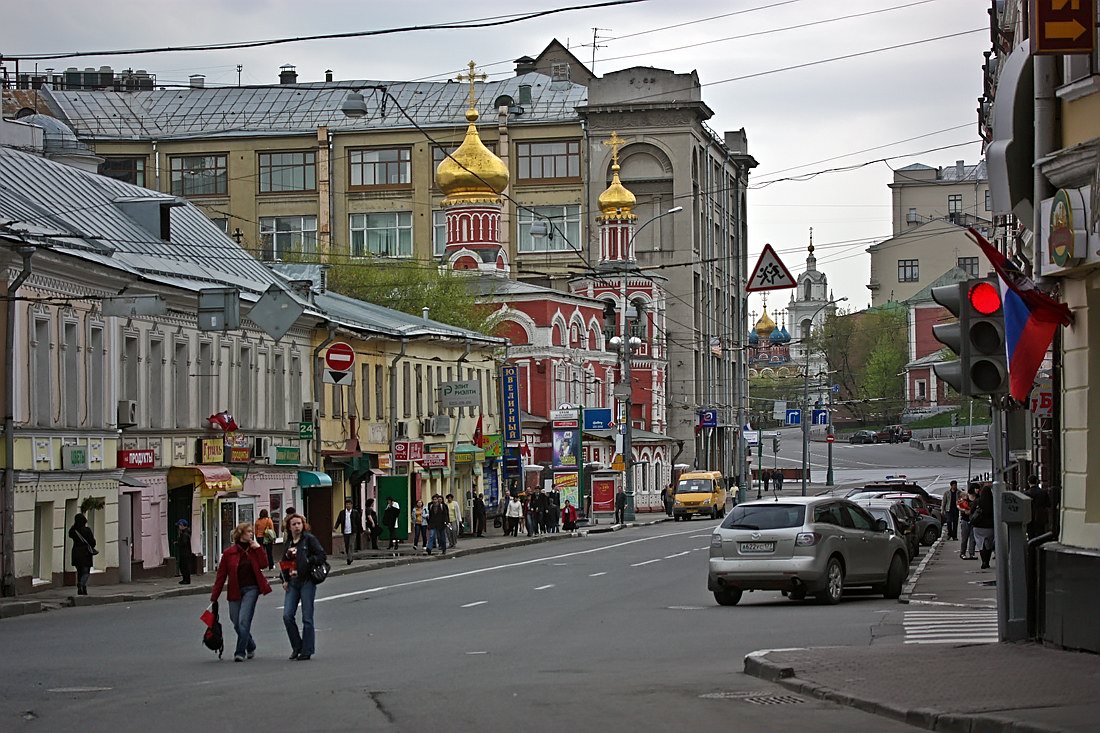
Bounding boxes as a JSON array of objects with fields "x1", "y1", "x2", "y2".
[{"x1": 931, "y1": 277, "x2": 1009, "y2": 397}]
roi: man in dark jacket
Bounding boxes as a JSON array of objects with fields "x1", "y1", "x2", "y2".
[
  {"x1": 615, "y1": 488, "x2": 627, "y2": 525},
  {"x1": 1025, "y1": 475, "x2": 1051, "y2": 539},
  {"x1": 426, "y1": 495, "x2": 449, "y2": 555},
  {"x1": 773, "y1": 469, "x2": 784, "y2": 493},
  {"x1": 334, "y1": 499, "x2": 363, "y2": 565},
  {"x1": 472, "y1": 494, "x2": 486, "y2": 537},
  {"x1": 176, "y1": 519, "x2": 192, "y2": 584},
  {"x1": 942, "y1": 480, "x2": 961, "y2": 541},
  {"x1": 381, "y1": 498, "x2": 401, "y2": 551}
]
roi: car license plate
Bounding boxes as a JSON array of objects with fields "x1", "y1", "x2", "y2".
[{"x1": 739, "y1": 541, "x2": 775, "y2": 553}]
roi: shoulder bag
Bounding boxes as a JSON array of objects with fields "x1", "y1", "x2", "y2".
[
  {"x1": 74, "y1": 529, "x2": 98, "y2": 556},
  {"x1": 306, "y1": 535, "x2": 330, "y2": 584}
]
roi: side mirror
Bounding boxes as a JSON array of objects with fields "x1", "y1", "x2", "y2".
[{"x1": 875, "y1": 518, "x2": 888, "y2": 532}]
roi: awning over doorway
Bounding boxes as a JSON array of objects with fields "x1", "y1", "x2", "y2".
[
  {"x1": 297, "y1": 470, "x2": 332, "y2": 488},
  {"x1": 119, "y1": 472, "x2": 147, "y2": 488},
  {"x1": 169, "y1": 466, "x2": 242, "y2": 497}
]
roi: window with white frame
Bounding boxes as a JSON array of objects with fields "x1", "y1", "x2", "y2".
[
  {"x1": 350, "y1": 212, "x2": 412, "y2": 258},
  {"x1": 259, "y1": 216, "x2": 317, "y2": 261},
  {"x1": 174, "y1": 340, "x2": 190, "y2": 429},
  {"x1": 32, "y1": 319, "x2": 52, "y2": 428},
  {"x1": 148, "y1": 338, "x2": 165, "y2": 428},
  {"x1": 198, "y1": 341, "x2": 213, "y2": 417},
  {"x1": 915, "y1": 380, "x2": 927, "y2": 399},
  {"x1": 88, "y1": 325, "x2": 104, "y2": 427},
  {"x1": 432, "y1": 209, "x2": 447, "y2": 256},
  {"x1": 62, "y1": 322, "x2": 79, "y2": 428},
  {"x1": 517, "y1": 204, "x2": 581, "y2": 252},
  {"x1": 273, "y1": 352, "x2": 286, "y2": 430},
  {"x1": 350, "y1": 148, "x2": 411, "y2": 188}
]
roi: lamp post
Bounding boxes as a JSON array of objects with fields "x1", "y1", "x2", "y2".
[
  {"x1": 826, "y1": 378, "x2": 835, "y2": 486},
  {"x1": 801, "y1": 297, "x2": 846, "y2": 496}
]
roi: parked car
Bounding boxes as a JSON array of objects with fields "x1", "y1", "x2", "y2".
[
  {"x1": 859, "y1": 479, "x2": 941, "y2": 514},
  {"x1": 849, "y1": 430, "x2": 879, "y2": 444},
  {"x1": 708, "y1": 497, "x2": 910, "y2": 606},
  {"x1": 876, "y1": 493, "x2": 942, "y2": 545},
  {"x1": 848, "y1": 493, "x2": 922, "y2": 559},
  {"x1": 875, "y1": 425, "x2": 913, "y2": 443},
  {"x1": 854, "y1": 499, "x2": 919, "y2": 562}
]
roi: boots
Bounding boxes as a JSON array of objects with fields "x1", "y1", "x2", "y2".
[{"x1": 979, "y1": 548, "x2": 992, "y2": 569}]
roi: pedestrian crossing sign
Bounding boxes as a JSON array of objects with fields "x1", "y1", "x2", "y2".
[{"x1": 747, "y1": 243, "x2": 797, "y2": 292}]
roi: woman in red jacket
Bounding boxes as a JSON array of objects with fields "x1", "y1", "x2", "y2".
[{"x1": 211, "y1": 522, "x2": 272, "y2": 662}]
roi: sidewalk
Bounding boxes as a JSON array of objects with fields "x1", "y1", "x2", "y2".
[
  {"x1": 0, "y1": 515, "x2": 670, "y2": 619},
  {"x1": 744, "y1": 532, "x2": 1100, "y2": 733}
]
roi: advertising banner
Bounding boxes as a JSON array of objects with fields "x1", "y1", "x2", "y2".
[
  {"x1": 440, "y1": 379, "x2": 481, "y2": 408},
  {"x1": 552, "y1": 428, "x2": 580, "y2": 468},
  {"x1": 553, "y1": 471, "x2": 580, "y2": 509},
  {"x1": 118, "y1": 449, "x2": 156, "y2": 469},
  {"x1": 500, "y1": 365, "x2": 521, "y2": 442}
]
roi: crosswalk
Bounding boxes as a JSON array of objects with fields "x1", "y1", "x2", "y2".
[{"x1": 903, "y1": 608, "x2": 998, "y2": 645}]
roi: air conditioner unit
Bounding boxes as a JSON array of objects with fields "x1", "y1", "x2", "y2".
[
  {"x1": 117, "y1": 400, "x2": 137, "y2": 427},
  {"x1": 420, "y1": 418, "x2": 434, "y2": 436},
  {"x1": 254, "y1": 437, "x2": 272, "y2": 462},
  {"x1": 395, "y1": 420, "x2": 409, "y2": 439},
  {"x1": 301, "y1": 401, "x2": 318, "y2": 423},
  {"x1": 430, "y1": 414, "x2": 452, "y2": 435}
]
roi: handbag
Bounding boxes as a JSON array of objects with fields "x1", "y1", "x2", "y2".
[
  {"x1": 74, "y1": 529, "x2": 98, "y2": 556},
  {"x1": 306, "y1": 536, "x2": 330, "y2": 584}
]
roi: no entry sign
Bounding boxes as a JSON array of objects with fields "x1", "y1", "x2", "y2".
[{"x1": 325, "y1": 342, "x2": 355, "y2": 372}]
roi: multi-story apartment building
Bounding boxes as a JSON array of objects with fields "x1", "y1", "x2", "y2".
[{"x1": 867, "y1": 161, "x2": 995, "y2": 307}]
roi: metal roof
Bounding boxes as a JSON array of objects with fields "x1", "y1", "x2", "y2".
[
  {"x1": 43, "y1": 73, "x2": 587, "y2": 140},
  {"x1": 0, "y1": 146, "x2": 293, "y2": 298}
]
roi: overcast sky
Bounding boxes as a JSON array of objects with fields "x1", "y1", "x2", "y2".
[{"x1": 4, "y1": 0, "x2": 989, "y2": 320}]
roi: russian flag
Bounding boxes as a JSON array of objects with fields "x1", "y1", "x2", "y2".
[{"x1": 968, "y1": 229, "x2": 1072, "y2": 402}]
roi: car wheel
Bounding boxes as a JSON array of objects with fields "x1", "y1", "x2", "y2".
[
  {"x1": 883, "y1": 553, "x2": 907, "y2": 599},
  {"x1": 789, "y1": 587, "x2": 807, "y2": 601},
  {"x1": 714, "y1": 588, "x2": 743, "y2": 606},
  {"x1": 921, "y1": 526, "x2": 940, "y2": 546},
  {"x1": 817, "y1": 557, "x2": 844, "y2": 605}
]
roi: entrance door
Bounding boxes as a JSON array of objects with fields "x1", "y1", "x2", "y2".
[
  {"x1": 118, "y1": 493, "x2": 134, "y2": 583},
  {"x1": 167, "y1": 486, "x2": 192, "y2": 561},
  {"x1": 218, "y1": 498, "x2": 258, "y2": 554},
  {"x1": 303, "y1": 488, "x2": 334, "y2": 553}
]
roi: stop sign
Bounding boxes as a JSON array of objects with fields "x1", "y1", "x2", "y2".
[
  {"x1": 325, "y1": 342, "x2": 355, "y2": 372},
  {"x1": 826, "y1": 434, "x2": 835, "y2": 443}
]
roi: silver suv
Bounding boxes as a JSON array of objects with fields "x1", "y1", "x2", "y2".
[{"x1": 708, "y1": 497, "x2": 909, "y2": 606}]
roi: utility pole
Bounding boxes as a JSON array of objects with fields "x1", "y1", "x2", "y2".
[{"x1": 590, "y1": 28, "x2": 611, "y2": 72}]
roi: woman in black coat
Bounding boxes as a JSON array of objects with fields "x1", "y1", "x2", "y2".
[{"x1": 68, "y1": 514, "x2": 96, "y2": 595}]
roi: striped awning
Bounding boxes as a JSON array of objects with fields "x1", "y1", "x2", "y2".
[{"x1": 169, "y1": 466, "x2": 242, "y2": 497}]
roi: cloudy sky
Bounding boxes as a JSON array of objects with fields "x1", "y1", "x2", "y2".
[{"x1": 5, "y1": 0, "x2": 989, "y2": 318}]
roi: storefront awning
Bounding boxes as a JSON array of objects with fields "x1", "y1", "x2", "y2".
[
  {"x1": 119, "y1": 472, "x2": 147, "y2": 488},
  {"x1": 169, "y1": 466, "x2": 242, "y2": 497},
  {"x1": 297, "y1": 470, "x2": 332, "y2": 488}
]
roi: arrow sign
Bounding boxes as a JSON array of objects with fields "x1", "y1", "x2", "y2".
[
  {"x1": 323, "y1": 369, "x2": 353, "y2": 386},
  {"x1": 325, "y1": 342, "x2": 356, "y2": 372},
  {"x1": 1032, "y1": 0, "x2": 1095, "y2": 54},
  {"x1": 747, "y1": 243, "x2": 797, "y2": 292}
]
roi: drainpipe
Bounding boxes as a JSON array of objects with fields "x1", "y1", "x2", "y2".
[
  {"x1": 3, "y1": 246, "x2": 36, "y2": 597},
  {"x1": 389, "y1": 338, "x2": 408, "y2": 469},
  {"x1": 312, "y1": 326, "x2": 337, "y2": 471}
]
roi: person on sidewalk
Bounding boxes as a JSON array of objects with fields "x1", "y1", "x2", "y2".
[
  {"x1": 561, "y1": 499, "x2": 578, "y2": 531},
  {"x1": 942, "y1": 480, "x2": 961, "y2": 541},
  {"x1": 413, "y1": 500, "x2": 429, "y2": 549},
  {"x1": 68, "y1": 513, "x2": 96, "y2": 596},
  {"x1": 210, "y1": 522, "x2": 272, "y2": 662},
  {"x1": 762, "y1": 470, "x2": 771, "y2": 494},
  {"x1": 958, "y1": 486, "x2": 977, "y2": 559},
  {"x1": 280, "y1": 513, "x2": 324, "y2": 661},
  {"x1": 547, "y1": 491, "x2": 561, "y2": 533},
  {"x1": 506, "y1": 493, "x2": 523, "y2": 537},
  {"x1": 427, "y1": 494, "x2": 449, "y2": 554},
  {"x1": 971, "y1": 484, "x2": 996, "y2": 569},
  {"x1": 364, "y1": 498, "x2": 380, "y2": 550},
  {"x1": 773, "y1": 469, "x2": 784, "y2": 493},
  {"x1": 334, "y1": 499, "x2": 362, "y2": 566},
  {"x1": 1024, "y1": 475, "x2": 1051, "y2": 540},
  {"x1": 176, "y1": 519, "x2": 193, "y2": 584},
  {"x1": 660, "y1": 486, "x2": 672, "y2": 517},
  {"x1": 382, "y1": 498, "x2": 401, "y2": 551},
  {"x1": 472, "y1": 493, "x2": 486, "y2": 537},
  {"x1": 614, "y1": 487, "x2": 627, "y2": 525},
  {"x1": 255, "y1": 510, "x2": 276, "y2": 570},
  {"x1": 446, "y1": 494, "x2": 461, "y2": 547}
]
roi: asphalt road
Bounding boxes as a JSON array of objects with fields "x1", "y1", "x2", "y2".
[{"x1": 0, "y1": 521, "x2": 921, "y2": 732}]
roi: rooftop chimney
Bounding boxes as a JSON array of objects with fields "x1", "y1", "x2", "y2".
[
  {"x1": 325, "y1": 69, "x2": 333, "y2": 83},
  {"x1": 189, "y1": 74, "x2": 205, "y2": 88},
  {"x1": 514, "y1": 55, "x2": 537, "y2": 76},
  {"x1": 956, "y1": 160, "x2": 965, "y2": 177},
  {"x1": 279, "y1": 64, "x2": 298, "y2": 85}
]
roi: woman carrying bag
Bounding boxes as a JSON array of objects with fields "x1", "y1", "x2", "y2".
[
  {"x1": 254, "y1": 509, "x2": 276, "y2": 570},
  {"x1": 210, "y1": 522, "x2": 272, "y2": 662},
  {"x1": 280, "y1": 513, "x2": 325, "y2": 661},
  {"x1": 68, "y1": 514, "x2": 96, "y2": 596}
]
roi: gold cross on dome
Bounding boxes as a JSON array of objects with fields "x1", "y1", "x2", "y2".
[
  {"x1": 456, "y1": 60, "x2": 487, "y2": 111},
  {"x1": 602, "y1": 131, "x2": 627, "y2": 166}
]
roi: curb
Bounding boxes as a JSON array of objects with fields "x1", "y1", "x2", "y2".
[
  {"x1": 743, "y1": 649, "x2": 1063, "y2": 733},
  {"x1": 899, "y1": 528, "x2": 946, "y2": 604}
]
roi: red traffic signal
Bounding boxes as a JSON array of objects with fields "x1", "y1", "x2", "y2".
[{"x1": 968, "y1": 280, "x2": 1002, "y2": 316}]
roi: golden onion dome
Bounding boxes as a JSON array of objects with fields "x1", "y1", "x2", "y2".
[
  {"x1": 597, "y1": 163, "x2": 637, "y2": 219},
  {"x1": 436, "y1": 108, "x2": 510, "y2": 205},
  {"x1": 754, "y1": 307, "x2": 777, "y2": 337}
]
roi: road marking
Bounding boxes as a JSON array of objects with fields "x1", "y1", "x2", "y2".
[
  {"x1": 460, "y1": 601, "x2": 488, "y2": 608},
  {"x1": 315, "y1": 527, "x2": 704, "y2": 604},
  {"x1": 692, "y1": 547, "x2": 708, "y2": 551},
  {"x1": 664, "y1": 551, "x2": 690, "y2": 559},
  {"x1": 689, "y1": 534, "x2": 711, "y2": 539},
  {"x1": 902, "y1": 609, "x2": 997, "y2": 644},
  {"x1": 589, "y1": 572, "x2": 607, "y2": 577},
  {"x1": 465, "y1": 651, "x2": 488, "y2": 655},
  {"x1": 668, "y1": 605, "x2": 705, "y2": 610},
  {"x1": 48, "y1": 687, "x2": 112, "y2": 693},
  {"x1": 552, "y1": 562, "x2": 568, "y2": 566},
  {"x1": 534, "y1": 584, "x2": 554, "y2": 590},
  {"x1": 631, "y1": 559, "x2": 661, "y2": 567}
]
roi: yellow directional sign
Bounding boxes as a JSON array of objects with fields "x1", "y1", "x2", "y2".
[
  {"x1": 1031, "y1": 0, "x2": 1095, "y2": 55},
  {"x1": 611, "y1": 454, "x2": 625, "y2": 472}
]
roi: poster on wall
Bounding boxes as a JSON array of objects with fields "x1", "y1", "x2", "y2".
[
  {"x1": 552, "y1": 429, "x2": 580, "y2": 468},
  {"x1": 553, "y1": 471, "x2": 580, "y2": 510}
]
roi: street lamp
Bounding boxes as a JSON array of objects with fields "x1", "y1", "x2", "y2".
[{"x1": 801, "y1": 297, "x2": 846, "y2": 496}]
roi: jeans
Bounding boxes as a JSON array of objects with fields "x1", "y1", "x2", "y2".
[
  {"x1": 428, "y1": 528, "x2": 448, "y2": 553},
  {"x1": 526, "y1": 514, "x2": 539, "y2": 536},
  {"x1": 945, "y1": 514, "x2": 959, "y2": 540},
  {"x1": 959, "y1": 519, "x2": 975, "y2": 556},
  {"x1": 283, "y1": 580, "x2": 317, "y2": 656},
  {"x1": 414, "y1": 524, "x2": 428, "y2": 547},
  {"x1": 76, "y1": 565, "x2": 91, "y2": 593},
  {"x1": 229, "y1": 585, "x2": 259, "y2": 658}
]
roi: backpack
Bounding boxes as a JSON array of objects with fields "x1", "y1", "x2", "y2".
[{"x1": 202, "y1": 600, "x2": 224, "y2": 658}]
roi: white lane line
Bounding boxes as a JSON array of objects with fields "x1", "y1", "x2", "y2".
[
  {"x1": 461, "y1": 600, "x2": 488, "y2": 608},
  {"x1": 631, "y1": 559, "x2": 661, "y2": 567},
  {"x1": 589, "y1": 572, "x2": 607, "y2": 577},
  {"x1": 534, "y1": 584, "x2": 555, "y2": 590},
  {"x1": 664, "y1": 551, "x2": 690, "y2": 559},
  {"x1": 905, "y1": 638, "x2": 998, "y2": 645},
  {"x1": 552, "y1": 563, "x2": 568, "y2": 566},
  {"x1": 689, "y1": 534, "x2": 711, "y2": 539},
  {"x1": 316, "y1": 527, "x2": 704, "y2": 603},
  {"x1": 465, "y1": 651, "x2": 488, "y2": 655},
  {"x1": 692, "y1": 547, "x2": 708, "y2": 551}
]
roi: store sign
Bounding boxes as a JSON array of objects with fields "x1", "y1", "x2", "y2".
[
  {"x1": 500, "y1": 365, "x2": 521, "y2": 442},
  {"x1": 228, "y1": 446, "x2": 252, "y2": 463},
  {"x1": 482, "y1": 433, "x2": 502, "y2": 458},
  {"x1": 378, "y1": 453, "x2": 392, "y2": 470},
  {"x1": 62, "y1": 445, "x2": 89, "y2": 471},
  {"x1": 1031, "y1": 0, "x2": 1096, "y2": 55},
  {"x1": 117, "y1": 449, "x2": 156, "y2": 469},
  {"x1": 439, "y1": 379, "x2": 481, "y2": 408},
  {"x1": 394, "y1": 440, "x2": 424, "y2": 462},
  {"x1": 453, "y1": 450, "x2": 485, "y2": 464},
  {"x1": 417, "y1": 451, "x2": 449, "y2": 469},
  {"x1": 272, "y1": 445, "x2": 302, "y2": 465},
  {"x1": 1030, "y1": 378, "x2": 1054, "y2": 418},
  {"x1": 199, "y1": 438, "x2": 224, "y2": 464}
]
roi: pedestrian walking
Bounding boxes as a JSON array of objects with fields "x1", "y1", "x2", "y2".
[
  {"x1": 773, "y1": 469, "x2": 784, "y2": 493},
  {"x1": 614, "y1": 487, "x2": 627, "y2": 525},
  {"x1": 660, "y1": 486, "x2": 671, "y2": 516},
  {"x1": 958, "y1": 486, "x2": 977, "y2": 559},
  {"x1": 280, "y1": 513, "x2": 324, "y2": 661},
  {"x1": 762, "y1": 470, "x2": 771, "y2": 493},
  {"x1": 364, "y1": 498, "x2": 380, "y2": 550},
  {"x1": 334, "y1": 499, "x2": 363, "y2": 565},
  {"x1": 547, "y1": 491, "x2": 561, "y2": 533},
  {"x1": 970, "y1": 484, "x2": 996, "y2": 569},
  {"x1": 473, "y1": 493, "x2": 486, "y2": 537},
  {"x1": 446, "y1": 494, "x2": 461, "y2": 547},
  {"x1": 561, "y1": 499, "x2": 578, "y2": 531},
  {"x1": 942, "y1": 480, "x2": 961, "y2": 541},
  {"x1": 176, "y1": 518, "x2": 193, "y2": 584},
  {"x1": 382, "y1": 497, "x2": 401, "y2": 551},
  {"x1": 505, "y1": 494, "x2": 523, "y2": 537},
  {"x1": 210, "y1": 522, "x2": 272, "y2": 662},
  {"x1": 427, "y1": 495, "x2": 449, "y2": 554},
  {"x1": 255, "y1": 510, "x2": 276, "y2": 569},
  {"x1": 68, "y1": 513, "x2": 96, "y2": 596},
  {"x1": 1025, "y1": 475, "x2": 1051, "y2": 540},
  {"x1": 413, "y1": 500, "x2": 429, "y2": 548}
]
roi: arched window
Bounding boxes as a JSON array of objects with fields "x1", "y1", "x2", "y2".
[
  {"x1": 801, "y1": 319, "x2": 812, "y2": 341},
  {"x1": 602, "y1": 300, "x2": 617, "y2": 342},
  {"x1": 569, "y1": 323, "x2": 581, "y2": 348},
  {"x1": 804, "y1": 280, "x2": 813, "y2": 301}
]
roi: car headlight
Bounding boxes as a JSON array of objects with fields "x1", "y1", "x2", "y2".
[{"x1": 702, "y1": 498, "x2": 712, "y2": 504}]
